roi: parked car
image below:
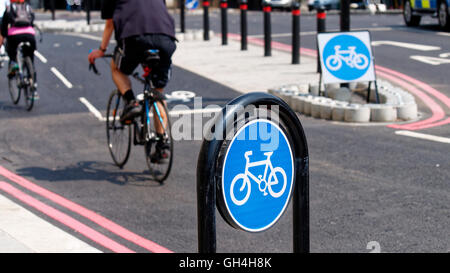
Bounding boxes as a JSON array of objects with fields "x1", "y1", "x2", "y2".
[
  {"x1": 263, "y1": 0, "x2": 294, "y2": 10},
  {"x1": 309, "y1": 0, "x2": 340, "y2": 10},
  {"x1": 403, "y1": 0, "x2": 450, "y2": 30}
]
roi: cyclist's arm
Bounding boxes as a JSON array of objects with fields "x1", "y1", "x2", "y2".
[{"x1": 88, "y1": 19, "x2": 113, "y2": 64}]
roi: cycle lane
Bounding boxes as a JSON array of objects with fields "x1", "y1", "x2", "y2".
[{"x1": 0, "y1": 31, "x2": 448, "y2": 253}]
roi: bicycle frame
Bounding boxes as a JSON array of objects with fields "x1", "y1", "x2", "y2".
[
  {"x1": 244, "y1": 151, "x2": 275, "y2": 194},
  {"x1": 333, "y1": 45, "x2": 358, "y2": 67}
]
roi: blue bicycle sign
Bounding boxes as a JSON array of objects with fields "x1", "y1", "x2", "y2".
[
  {"x1": 221, "y1": 119, "x2": 294, "y2": 232},
  {"x1": 186, "y1": 0, "x2": 199, "y2": 10},
  {"x1": 318, "y1": 31, "x2": 376, "y2": 83}
]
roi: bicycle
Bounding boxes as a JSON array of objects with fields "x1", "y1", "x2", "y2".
[
  {"x1": 230, "y1": 151, "x2": 287, "y2": 206},
  {"x1": 8, "y1": 41, "x2": 37, "y2": 111},
  {"x1": 7, "y1": 26, "x2": 42, "y2": 111},
  {"x1": 89, "y1": 49, "x2": 174, "y2": 183},
  {"x1": 325, "y1": 45, "x2": 369, "y2": 71}
]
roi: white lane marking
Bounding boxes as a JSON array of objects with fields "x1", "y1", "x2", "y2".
[
  {"x1": 437, "y1": 32, "x2": 450, "y2": 37},
  {"x1": 79, "y1": 97, "x2": 222, "y2": 122},
  {"x1": 34, "y1": 51, "x2": 47, "y2": 64},
  {"x1": 61, "y1": 32, "x2": 117, "y2": 44},
  {"x1": 395, "y1": 130, "x2": 450, "y2": 144},
  {"x1": 50, "y1": 67, "x2": 73, "y2": 89},
  {"x1": 0, "y1": 193, "x2": 101, "y2": 253},
  {"x1": 79, "y1": 97, "x2": 104, "y2": 121},
  {"x1": 371, "y1": 41, "x2": 441, "y2": 51},
  {"x1": 410, "y1": 55, "x2": 450, "y2": 65}
]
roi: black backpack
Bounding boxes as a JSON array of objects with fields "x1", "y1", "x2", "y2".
[{"x1": 9, "y1": 3, "x2": 33, "y2": 27}]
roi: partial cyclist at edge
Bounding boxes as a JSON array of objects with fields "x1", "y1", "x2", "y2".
[
  {"x1": 0, "y1": 0, "x2": 38, "y2": 94},
  {"x1": 88, "y1": 0, "x2": 177, "y2": 162}
]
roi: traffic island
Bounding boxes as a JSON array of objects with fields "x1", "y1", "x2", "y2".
[{"x1": 268, "y1": 79, "x2": 418, "y2": 123}]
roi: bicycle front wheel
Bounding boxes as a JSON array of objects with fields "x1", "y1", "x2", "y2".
[
  {"x1": 106, "y1": 90, "x2": 132, "y2": 168},
  {"x1": 23, "y1": 57, "x2": 36, "y2": 111},
  {"x1": 144, "y1": 100, "x2": 173, "y2": 184}
]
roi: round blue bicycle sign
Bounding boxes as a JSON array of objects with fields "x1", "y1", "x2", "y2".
[
  {"x1": 221, "y1": 119, "x2": 294, "y2": 232},
  {"x1": 321, "y1": 33, "x2": 372, "y2": 82}
]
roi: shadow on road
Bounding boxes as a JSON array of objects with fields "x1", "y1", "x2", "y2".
[{"x1": 16, "y1": 161, "x2": 162, "y2": 187}]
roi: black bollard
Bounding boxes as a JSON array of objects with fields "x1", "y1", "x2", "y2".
[
  {"x1": 316, "y1": 6, "x2": 326, "y2": 73},
  {"x1": 220, "y1": 0, "x2": 228, "y2": 45},
  {"x1": 180, "y1": 0, "x2": 185, "y2": 33},
  {"x1": 340, "y1": 0, "x2": 350, "y2": 88},
  {"x1": 203, "y1": 0, "x2": 210, "y2": 41},
  {"x1": 240, "y1": 0, "x2": 248, "y2": 50},
  {"x1": 51, "y1": 0, "x2": 55, "y2": 21},
  {"x1": 263, "y1": 0, "x2": 272, "y2": 57},
  {"x1": 292, "y1": 1, "x2": 301, "y2": 65},
  {"x1": 86, "y1": 0, "x2": 91, "y2": 25}
]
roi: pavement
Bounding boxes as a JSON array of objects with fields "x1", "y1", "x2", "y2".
[{"x1": 0, "y1": 14, "x2": 426, "y2": 253}]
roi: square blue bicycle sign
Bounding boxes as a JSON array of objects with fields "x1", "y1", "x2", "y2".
[{"x1": 318, "y1": 31, "x2": 376, "y2": 84}]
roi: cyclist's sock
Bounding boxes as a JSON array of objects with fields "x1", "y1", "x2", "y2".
[{"x1": 123, "y1": 89, "x2": 135, "y2": 103}]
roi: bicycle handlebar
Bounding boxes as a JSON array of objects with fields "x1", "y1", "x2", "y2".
[{"x1": 89, "y1": 53, "x2": 113, "y2": 76}]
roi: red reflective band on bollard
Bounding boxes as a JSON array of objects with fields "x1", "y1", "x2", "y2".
[
  {"x1": 240, "y1": 4, "x2": 248, "y2": 10},
  {"x1": 203, "y1": 1, "x2": 210, "y2": 7},
  {"x1": 317, "y1": 12, "x2": 326, "y2": 19},
  {"x1": 220, "y1": 2, "x2": 228, "y2": 8},
  {"x1": 292, "y1": 9, "x2": 300, "y2": 16},
  {"x1": 263, "y1": 6, "x2": 272, "y2": 12}
]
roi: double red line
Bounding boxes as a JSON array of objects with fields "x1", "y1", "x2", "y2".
[{"x1": 0, "y1": 165, "x2": 172, "y2": 253}]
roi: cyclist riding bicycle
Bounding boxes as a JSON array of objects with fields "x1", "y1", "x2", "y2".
[
  {"x1": 88, "y1": 0, "x2": 177, "y2": 162},
  {"x1": 0, "y1": 0, "x2": 37, "y2": 93}
]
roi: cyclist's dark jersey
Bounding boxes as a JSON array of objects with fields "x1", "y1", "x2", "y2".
[{"x1": 101, "y1": 0, "x2": 175, "y2": 42}]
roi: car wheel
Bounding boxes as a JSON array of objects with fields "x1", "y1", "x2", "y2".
[
  {"x1": 438, "y1": 1, "x2": 450, "y2": 30},
  {"x1": 403, "y1": 0, "x2": 421, "y2": 27}
]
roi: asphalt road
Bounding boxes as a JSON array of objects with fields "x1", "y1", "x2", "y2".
[{"x1": 0, "y1": 11, "x2": 449, "y2": 253}]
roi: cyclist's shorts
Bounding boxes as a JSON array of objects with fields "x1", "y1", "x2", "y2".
[
  {"x1": 114, "y1": 34, "x2": 176, "y2": 89},
  {"x1": 6, "y1": 34, "x2": 36, "y2": 62}
]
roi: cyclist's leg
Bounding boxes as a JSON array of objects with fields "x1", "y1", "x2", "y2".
[
  {"x1": 21, "y1": 34, "x2": 37, "y2": 89},
  {"x1": 111, "y1": 42, "x2": 142, "y2": 121},
  {"x1": 146, "y1": 34, "x2": 176, "y2": 135}
]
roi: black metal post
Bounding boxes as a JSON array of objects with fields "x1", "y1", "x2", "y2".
[
  {"x1": 292, "y1": 1, "x2": 300, "y2": 65},
  {"x1": 263, "y1": 1, "x2": 272, "y2": 57},
  {"x1": 51, "y1": 0, "x2": 55, "y2": 21},
  {"x1": 221, "y1": 0, "x2": 228, "y2": 45},
  {"x1": 86, "y1": 0, "x2": 91, "y2": 25},
  {"x1": 197, "y1": 93, "x2": 310, "y2": 253},
  {"x1": 203, "y1": 0, "x2": 210, "y2": 41},
  {"x1": 316, "y1": 6, "x2": 326, "y2": 73},
  {"x1": 340, "y1": 0, "x2": 350, "y2": 88},
  {"x1": 340, "y1": 0, "x2": 351, "y2": 32},
  {"x1": 240, "y1": 0, "x2": 248, "y2": 50},
  {"x1": 180, "y1": 0, "x2": 185, "y2": 33}
]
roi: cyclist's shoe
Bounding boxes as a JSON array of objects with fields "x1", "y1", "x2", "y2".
[
  {"x1": 8, "y1": 62, "x2": 19, "y2": 79},
  {"x1": 150, "y1": 138, "x2": 169, "y2": 164},
  {"x1": 120, "y1": 100, "x2": 142, "y2": 124},
  {"x1": 32, "y1": 82, "x2": 38, "y2": 91}
]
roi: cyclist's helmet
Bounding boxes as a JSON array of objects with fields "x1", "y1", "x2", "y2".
[{"x1": 10, "y1": 0, "x2": 26, "y2": 2}]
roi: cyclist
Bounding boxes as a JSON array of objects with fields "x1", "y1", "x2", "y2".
[
  {"x1": 0, "y1": 0, "x2": 37, "y2": 91},
  {"x1": 88, "y1": 0, "x2": 176, "y2": 162}
]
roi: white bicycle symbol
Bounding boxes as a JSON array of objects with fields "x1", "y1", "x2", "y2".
[
  {"x1": 325, "y1": 45, "x2": 369, "y2": 71},
  {"x1": 230, "y1": 151, "x2": 287, "y2": 206}
]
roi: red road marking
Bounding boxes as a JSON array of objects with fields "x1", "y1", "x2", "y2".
[
  {"x1": 0, "y1": 165, "x2": 173, "y2": 253},
  {"x1": 0, "y1": 181, "x2": 134, "y2": 253}
]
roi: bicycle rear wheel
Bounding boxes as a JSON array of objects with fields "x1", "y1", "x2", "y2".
[
  {"x1": 106, "y1": 90, "x2": 132, "y2": 168},
  {"x1": 23, "y1": 57, "x2": 36, "y2": 111},
  {"x1": 8, "y1": 67, "x2": 21, "y2": 105},
  {"x1": 144, "y1": 100, "x2": 173, "y2": 183}
]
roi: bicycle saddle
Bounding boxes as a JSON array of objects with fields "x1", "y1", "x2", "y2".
[{"x1": 142, "y1": 49, "x2": 160, "y2": 69}]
